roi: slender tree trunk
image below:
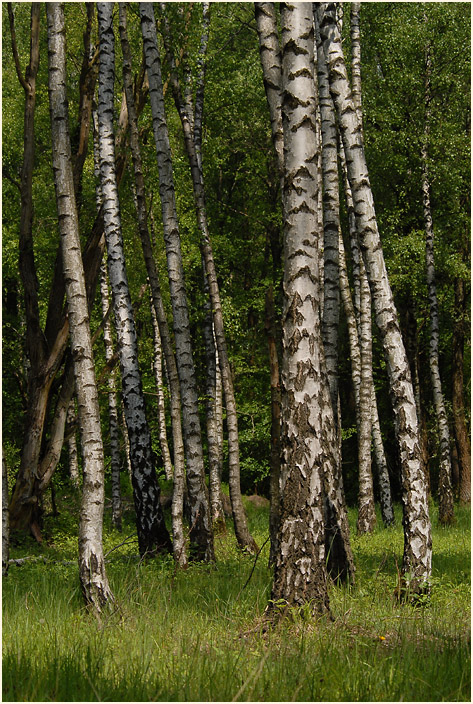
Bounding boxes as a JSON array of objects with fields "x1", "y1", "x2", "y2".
[
  {"x1": 47, "y1": 2, "x2": 113, "y2": 612},
  {"x1": 348, "y1": 2, "x2": 376, "y2": 534},
  {"x1": 452, "y1": 274, "x2": 471, "y2": 505},
  {"x1": 119, "y1": 5, "x2": 187, "y2": 567},
  {"x1": 203, "y1": 267, "x2": 227, "y2": 533},
  {"x1": 269, "y1": 3, "x2": 332, "y2": 617},
  {"x1": 158, "y1": 2, "x2": 257, "y2": 554},
  {"x1": 318, "y1": 2, "x2": 432, "y2": 596},
  {"x1": 97, "y1": 2, "x2": 171, "y2": 558},
  {"x1": 422, "y1": 37, "x2": 454, "y2": 525},
  {"x1": 255, "y1": 3, "x2": 284, "y2": 179},
  {"x1": 66, "y1": 404, "x2": 80, "y2": 489},
  {"x1": 150, "y1": 300, "x2": 173, "y2": 482},
  {"x1": 99, "y1": 263, "x2": 122, "y2": 531},
  {"x1": 265, "y1": 286, "x2": 281, "y2": 566},
  {"x1": 3, "y1": 450, "x2": 9, "y2": 577},
  {"x1": 140, "y1": 2, "x2": 214, "y2": 562}
]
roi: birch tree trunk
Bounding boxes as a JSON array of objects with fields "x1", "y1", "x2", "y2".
[
  {"x1": 66, "y1": 404, "x2": 80, "y2": 489},
  {"x1": 422, "y1": 38, "x2": 454, "y2": 525},
  {"x1": 47, "y1": 2, "x2": 113, "y2": 612},
  {"x1": 97, "y1": 2, "x2": 171, "y2": 558},
  {"x1": 203, "y1": 269, "x2": 226, "y2": 533},
  {"x1": 158, "y1": 1, "x2": 257, "y2": 554},
  {"x1": 269, "y1": 2, "x2": 331, "y2": 617},
  {"x1": 150, "y1": 301, "x2": 173, "y2": 482},
  {"x1": 140, "y1": 1, "x2": 214, "y2": 562},
  {"x1": 348, "y1": 2, "x2": 376, "y2": 534},
  {"x1": 99, "y1": 263, "x2": 122, "y2": 531},
  {"x1": 118, "y1": 4, "x2": 187, "y2": 567},
  {"x1": 317, "y1": 2, "x2": 432, "y2": 596}
]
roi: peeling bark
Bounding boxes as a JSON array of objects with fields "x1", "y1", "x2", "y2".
[{"x1": 270, "y1": 2, "x2": 333, "y2": 617}]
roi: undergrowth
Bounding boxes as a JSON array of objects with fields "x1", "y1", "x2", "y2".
[{"x1": 3, "y1": 489, "x2": 470, "y2": 701}]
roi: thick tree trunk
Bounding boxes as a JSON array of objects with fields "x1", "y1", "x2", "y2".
[
  {"x1": 97, "y1": 2, "x2": 171, "y2": 558},
  {"x1": 47, "y1": 2, "x2": 113, "y2": 612},
  {"x1": 269, "y1": 3, "x2": 332, "y2": 617},
  {"x1": 422, "y1": 38, "x2": 454, "y2": 525},
  {"x1": 141, "y1": 2, "x2": 214, "y2": 562},
  {"x1": 452, "y1": 275, "x2": 471, "y2": 505},
  {"x1": 159, "y1": 2, "x2": 257, "y2": 554},
  {"x1": 318, "y1": 2, "x2": 432, "y2": 596}
]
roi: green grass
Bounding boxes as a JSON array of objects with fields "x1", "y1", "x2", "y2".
[{"x1": 3, "y1": 492, "x2": 470, "y2": 701}]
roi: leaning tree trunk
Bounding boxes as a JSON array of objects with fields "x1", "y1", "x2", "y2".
[
  {"x1": 317, "y1": 2, "x2": 432, "y2": 597},
  {"x1": 97, "y1": 2, "x2": 171, "y2": 559},
  {"x1": 47, "y1": 2, "x2": 113, "y2": 612},
  {"x1": 118, "y1": 4, "x2": 187, "y2": 567},
  {"x1": 268, "y1": 2, "x2": 333, "y2": 618},
  {"x1": 158, "y1": 1, "x2": 257, "y2": 554},
  {"x1": 422, "y1": 36, "x2": 454, "y2": 525},
  {"x1": 140, "y1": 1, "x2": 214, "y2": 562},
  {"x1": 150, "y1": 300, "x2": 173, "y2": 482},
  {"x1": 348, "y1": 2, "x2": 376, "y2": 534}
]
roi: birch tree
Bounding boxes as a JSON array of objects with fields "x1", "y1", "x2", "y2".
[
  {"x1": 47, "y1": 1, "x2": 113, "y2": 611},
  {"x1": 97, "y1": 2, "x2": 171, "y2": 558},
  {"x1": 269, "y1": 2, "x2": 332, "y2": 616},
  {"x1": 140, "y1": 1, "x2": 214, "y2": 562},
  {"x1": 118, "y1": 4, "x2": 187, "y2": 566},
  {"x1": 422, "y1": 34, "x2": 454, "y2": 525},
  {"x1": 317, "y1": 1, "x2": 432, "y2": 596},
  {"x1": 159, "y1": 2, "x2": 257, "y2": 554}
]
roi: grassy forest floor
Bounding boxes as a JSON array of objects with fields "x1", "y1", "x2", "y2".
[{"x1": 2, "y1": 486, "x2": 470, "y2": 702}]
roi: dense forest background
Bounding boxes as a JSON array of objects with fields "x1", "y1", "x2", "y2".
[{"x1": 2, "y1": 1, "x2": 470, "y2": 521}]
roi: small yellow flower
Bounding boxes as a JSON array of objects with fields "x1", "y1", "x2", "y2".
[{"x1": 379, "y1": 636, "x2": 386, "y2": 641}]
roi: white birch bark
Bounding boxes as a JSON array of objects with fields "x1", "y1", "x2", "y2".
[
  {"x1": 47, "y1": 2, "x2": 113, "y2": 611},
  {"x1": 140, "y1": 1, "x2": 214, "y2": 562},
  {"x1": 339, "y1": 139, "x2": 394, "y2": 526},
  {"x1": 202, "y1": 268, "x2": 226, "y2": 532},
  {"x1": 317, "y1": 2, "x2": 432, "y2": 594},
  {"x1": 118, "y1": 4, "x2": 187, "y2": 567},
  {"x1": 348, "y1": 3, "x2": 376, "y2": 534},
  {"x1": 97, "y1": 2, "x2": 171, "y2": 558},
  {"x1": 422, "y1": 37, "x2": 454, "y2": 525},
  {"x1": 270, "y1": 2, "x2": 331, "y2": 615},
  {"x1": 158, "y1": 2, "x2": 257, "y2": 554},
  {"x1": 255, "y1": 3, "x2": 284, "y2": 179},
  {"x1": 99, "y1": 263, "x2": 122, "y2": 532},
  {"x1": 150, "y1": 301, "x2": 173, "y2": 481}
]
